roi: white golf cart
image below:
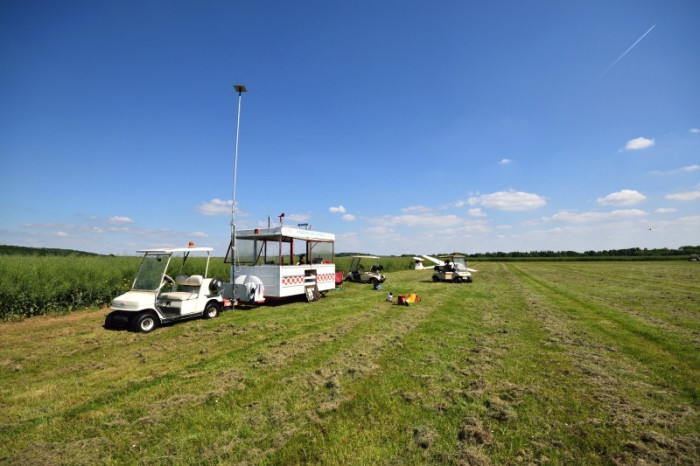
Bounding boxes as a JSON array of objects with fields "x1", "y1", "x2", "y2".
[
  {"x1": 344, "y1": 255, "x2": 386, "y2": 286},
  {"x1": 105, "y1": 246, "x2": 226, "y2": 333},
  {"x1": 431, "y1": 255, "x2": 475, "y2": 283}
]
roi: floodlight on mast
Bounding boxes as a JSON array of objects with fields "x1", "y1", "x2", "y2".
[{"x1": 230, "y1": 84, "x2": 247, "y2": 293}]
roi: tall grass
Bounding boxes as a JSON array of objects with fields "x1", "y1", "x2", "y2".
[
  {"x1": 334, "y1": 255, "x2": 416, "y2": 273},
  {"x1": 0, "y1": 256, "x2": 139, "y2": 320}
]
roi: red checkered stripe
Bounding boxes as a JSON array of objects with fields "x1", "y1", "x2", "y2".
[
  {"x1": 281, "y1": 275, "x2": 305, "y2": 286},
  {"x1": 281, "y1": 273, "x2": 335, "y2": 286}
]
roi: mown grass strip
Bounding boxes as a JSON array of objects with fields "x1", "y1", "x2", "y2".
[
  {"x1": 269, "y1": 264, "x2": 633, "y2": 464},
  {"x1": 508, "y1": 263, "x2": 699, "y2": 402},
  {"x1": 3, "y1": 280, "x2": 446, "y2": 462}
]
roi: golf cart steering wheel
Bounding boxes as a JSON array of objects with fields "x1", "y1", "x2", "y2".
[{"x1": 162, "y1": 274, "x2": 175, "y2": 285}]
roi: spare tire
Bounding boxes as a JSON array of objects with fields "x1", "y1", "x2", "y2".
[{"x1": 209, "y1": 278, "x2": 224, "y2": 293}]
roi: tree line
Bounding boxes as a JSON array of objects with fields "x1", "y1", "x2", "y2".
[
  {"x1": 462, "y1": 246, "x2": 700, "y2": 258},
  {"x1": 0, "y1": 245, "x2": 98, "y2": 257}
]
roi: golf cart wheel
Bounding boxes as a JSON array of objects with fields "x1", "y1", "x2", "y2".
[
  {"x1": 453, "y1": 276, "x2": 463, "y2": 283},
  {"x1": 104, "y1": 311, "x2": 118, "y2": 329},
  {"x1": 432, "y1": 275, "x2": 440, "y2": 282},
  {"x1": 131, "y1": 312, "x2": 158, "y2": 333},
  {"x1": 203, "y1": 302, "x2": 220, "y2": 319}
]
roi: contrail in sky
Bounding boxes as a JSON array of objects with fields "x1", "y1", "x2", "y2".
[{"x1": 598, "y1": 24, "x2": 656, "y2": 79}]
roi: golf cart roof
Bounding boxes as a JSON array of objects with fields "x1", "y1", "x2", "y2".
[
  {"x1": 236, "y1": 226, "x2": 334, "y2": 242},
  {"x1": 351, "y1": 255, "x2": 380, "y2": 259},
  {"x1": 137, "y1": 247, "x2": 214, "y2": 254}
]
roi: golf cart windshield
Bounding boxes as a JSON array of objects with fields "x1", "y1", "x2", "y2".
[
  {"x1": 453, "y1": 257, "x2": 467, "y2": 271},
  {"x1": 349, "y1": 255, "x2": 379, "y2": 272},
  {"x1": 133, "y1": 253, "x2": 169, "y2": 291}
]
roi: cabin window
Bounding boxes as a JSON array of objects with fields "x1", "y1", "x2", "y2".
[
  {"x1": 235, "y1": 239, "x2": 258, "y2": 265},
  {"x1": 236, "y1": 237, "x2": 296, "y2": 265},
  {"x1": 307, "y1": 241, "x2": 334, "y2": 264},
  {"x1": 234, "y1": 231, "x2": 334, "y2": 266}
]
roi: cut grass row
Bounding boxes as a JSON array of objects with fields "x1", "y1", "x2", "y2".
[{"x1": 0, "y1": 262, "x2": 698, "y2": 464}]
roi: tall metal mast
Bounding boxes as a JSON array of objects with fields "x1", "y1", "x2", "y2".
[{"x1": 230, "y1": 84, "x2": 247, "y2": 296}]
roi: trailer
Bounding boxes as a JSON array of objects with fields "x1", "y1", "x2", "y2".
[{"x1": 225, "y1": 226, "x2": 336, "y2": 302}]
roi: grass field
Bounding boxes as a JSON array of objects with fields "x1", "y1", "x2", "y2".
[{"x1": 1, "y1": 262, "x2": 698, "y2": 464}]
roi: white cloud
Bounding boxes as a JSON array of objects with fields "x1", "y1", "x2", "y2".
[
  {"x1": 622, "y1": 137, "x2": 655, "y2": 151},
  {"x1": 365, "y1": 226, "x2": 390, "y2": 235},
  {"x1": 368, "y1": 213, "x2": 465, "y2": 229},
  {"x1": 341, "y1": 214, "x2": 357, "y2": 221},
  {"x1": 401, "y1": 205, "x2": 432, "y2": 213},
  {"x1": 468, "y1": 190, "x2": 546, "y2": 211},
  {"x1": 11, "y1": 216, "x2": 221, "y2": 255},
  {"x1": 666, "y1": 190, "x2": 700, "y2": 201},
  {"x1": 329, "y1": 205, "x2": 346, "y2": 213},
  {"x1": 544, "y1": 209, "x2": 647, "y2": 224},
  {"x1": 690, "y1": 128, "x2": 700, "y2": 134},
  {"x1": 597, "y1": 189, "x2": 646, "y2": 206},
  {"x1": 499, "y1": 158, "x2": 511, "y2": 165},
  {"x1": 654, "y1": 208, "x2": 676, "y2": 214},
  {"x1": 468, "y1": 208, "x2": 487, "y2": 217},
  {"x1": 198, "y1": 198, "x2": 233, "y2": 216},
  {"x1": 650, "y1": 165, "x2": 699, "y2": 175},
  {"x1": 23, "y1": 222, "x2": 75, "y2": 230},
  {"x1": 106, "y1": 216, "x2": 134, "y2": 224}
]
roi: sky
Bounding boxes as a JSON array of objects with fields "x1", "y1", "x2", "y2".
[{"x1": 1, "y1": 0, "x2": 699, "y2": 256}]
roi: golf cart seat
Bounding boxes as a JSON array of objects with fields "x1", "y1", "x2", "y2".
[{"x1": 160, "y1": 274, "x2": 203, "y2": 301}]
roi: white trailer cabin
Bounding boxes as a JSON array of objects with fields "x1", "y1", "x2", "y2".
[{"x1": 228, "y1": 226, "x2": 336, "y2": 300}]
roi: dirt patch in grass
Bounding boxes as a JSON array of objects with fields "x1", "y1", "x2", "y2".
[
  {"x1": 458, "y1": 416, "x2": 493, "y2": 445},
  {"x1": 9, "y1": 437, "x2": 113, "y2": 465},
  {"x1": 455, "y1": 445, "x2": 492, "y2": 466},
  {"x1": 412, "y1": 424, "x2": 439, "y2": 449}
]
